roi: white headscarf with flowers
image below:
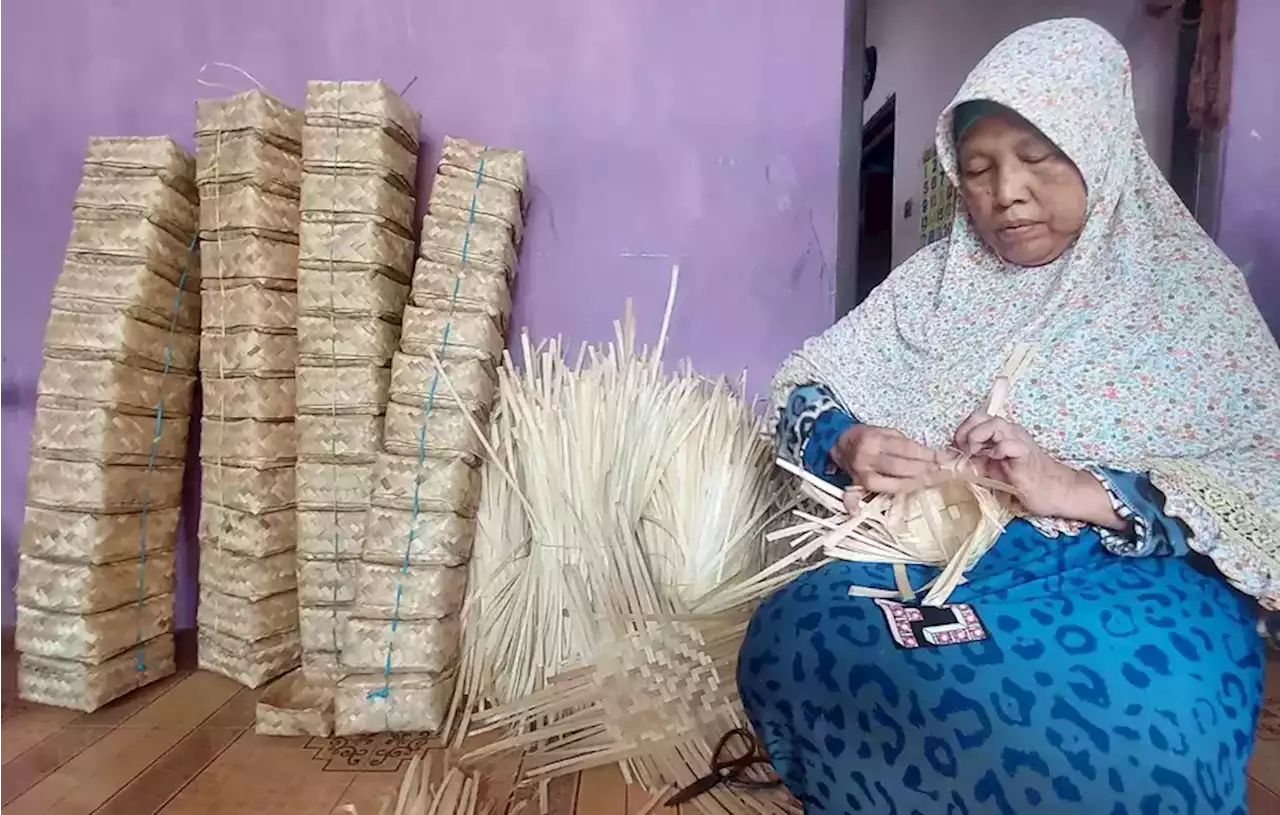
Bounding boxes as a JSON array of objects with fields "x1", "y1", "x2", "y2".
[{"x1": 771, "y1": 18, "x2": 1280, "y2": 607}]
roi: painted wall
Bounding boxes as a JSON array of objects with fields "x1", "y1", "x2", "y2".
[
  {"x1": 1217, "y1": 0, "x2": 1280, "y2": 334},
  {"x1": 864, "y1": 0, "x2": 1180, "y2": 266},
  {"x1": 0, "y1": 0, "x2": 845, "y2": 627}
]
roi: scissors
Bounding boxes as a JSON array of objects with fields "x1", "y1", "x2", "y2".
[{"x1": 665, "y1": 728, "x2": 782, "y2": 806}]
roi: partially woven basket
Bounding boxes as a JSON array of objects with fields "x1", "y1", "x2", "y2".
[
  {"x1": 296, "y1": 560, "x2": 358, "y2": 607},
  {"x1": 398, "y1": 309, "x2": 503, "y2": 363},
  {"x1": 43, "y1": 308, "x2": 199, "y2": 373},
  {"x1": 409, "y1": 260, "x2": 511, "y2": 326},
  {"x1": 55, "y1": 256, "x2": 200, "y2": 327},
  {"x1": 387, "y1": 354, "x2": 496, "y2": 411},
  {"x1": 426, "y1": 173, "x2": 523, "y2": 244},
  {"x1": 301, "y1": 128, "x2": 417, "y2": 193},
  {"x1": 254, "y1": 668, "x2": 334, "y2": 737},
  {"x1": 304, "y1": 80, "x2": 420, "y2": 153},
  {"x1": 299, "y1": 173, "x2": 415, "y2": 235},
  {"x1": 29, "y1": 402, "x2": 189, "y2": 466},
  {"x1": 297, "y1": 315, "x2": 400, "y2": 366},
  {"x1": 419, "y1": 215, "x2": 516, "y2": 278},
  {"x1": 295, "y1": 414, "x2": 383, "y2": 461},
  {"x1": 201, "y1": 464, "x2": 295, "y2": 514},
  {"x1": 298, "y1": 220, "x2": 415, "y2": 280},
  {"x1": 199, "y1": 417, "x2": 297, "y2": 468},
  {"x1": 73, "y1": 176, "x2": 198, "y2": 240},
  {"x1": 81, "y1": 136, "x2": 197, "y2": 202},
  {"x1": 295, "y1": 510, "x2": 367, "y2": 561},
  {"x1": 201, "y1": 283, "x2": 297, "y2": 333},
  {"x1": 199, "y1": 232, "x2": 299, "y2": 284},
  {"x1": 298, "y1": 268, "x2": 408, "y2": 321},
  {"x1": 26, "y1": 458, "x2": 185, "y2": 513},
  {"x1": 200, "y1": 548, "x2": 298, "y2": 601},
  {"x1": 381, "y1": 403, "x2": 484, "y2": 464},
  {"x1": 199, "y1": 329, "x2": 297, "y2": 377},
  {"x1": 295, "y1": 461, "x2": 376, "y2": 511},
  {"x1": 362, "y1": 509, "x2": 474, "y2": 567},
  {"x1": 36, "y1": 358, "x2": 195, "y2": 415},
  {"x1": 437, "y1": 136, "x2": 527, "y2": 195},
  {"x1": 198, "y1": 627, "x2": 302, "y2": 689},
  {"x1": 201, "y1": 374, "x2": 296, "y2": 421}
]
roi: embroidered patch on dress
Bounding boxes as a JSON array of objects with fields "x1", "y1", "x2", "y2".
[{"x1": 874, "y1": 598, "x2": 989, "y2": 650}]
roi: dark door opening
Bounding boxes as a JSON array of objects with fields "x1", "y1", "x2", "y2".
[{"x1": 855, "y1": 96, "x2": 895, "y2": 307}]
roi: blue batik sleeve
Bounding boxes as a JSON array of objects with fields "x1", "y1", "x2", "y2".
[
  {"x1": 776, "y1": 384, "x2": 858, "y2": 489},
  {"x1": 1086, "y1": 466, "x2": 1194, "y2": 558}
]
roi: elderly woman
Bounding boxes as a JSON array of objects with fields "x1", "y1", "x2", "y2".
[{"x1": 738, "y1": 18, "x2": 1278, "y2": 814}]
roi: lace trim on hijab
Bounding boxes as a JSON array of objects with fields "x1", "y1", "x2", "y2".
[{"x1": 1148, "y1": 458, "x2": 1280, "y2": 611}]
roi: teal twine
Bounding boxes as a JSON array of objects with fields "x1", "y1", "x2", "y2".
[
  {"x1": 327, "y1": 84, "x2": 345, "y2": 656},
  {"x1": 136, "y1": 234, "x2": 200, "y2": 674},
  {"x1": 367, "y1": 154, "x2": 488, "y2": 702}
]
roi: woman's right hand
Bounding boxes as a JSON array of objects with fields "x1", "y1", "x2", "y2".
[{"x1": 830, "y1": 425, "x2": 945, "y2": 494}]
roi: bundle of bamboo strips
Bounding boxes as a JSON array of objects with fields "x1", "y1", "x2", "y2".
[
  {"x1": 332, "y1": 138, "x2": 527, "y2": 736},
  {"x1": 16, "y1": 137, "x2": 200, "y2": 711},
  {"x1": 431, "y1": 272, "x2": 1030, "y2": 814},
  {"x1": 292, "y1": 81, "x2": 420, "y2": 700},
  {"x1": 195, "y1": 89, "x2": 304, "y2": 688}
]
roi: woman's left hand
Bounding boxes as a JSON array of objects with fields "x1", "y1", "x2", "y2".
[{"x1": 952, "y1": 412, "x2": 1121, "y2": 528}]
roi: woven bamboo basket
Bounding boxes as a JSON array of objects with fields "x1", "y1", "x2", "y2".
[
  {"x1": 198, "y1": 502, "x2": 296, "y2": 557},
  {"x1": 15, "y1": 594, "x2": 172, "y2": 664},
  {"x1": 398, "y1": 308, "x2": 503, "y2": 364},
  {"x1": 82, "y1": 136, "x2": 197, "y2": 204},
  {"x1": 297, "y1": 315, "x2": 400, "y2": 366},
  {"x1": 18, "y1": 634, "x2": 175, "y2": 712},
  {"x1": 195, "y1": 89, "x2": 304, "y2": 146},
  {"x1": 363, "y1": 508, "x2": 474, "y2": 568},
  {"x1": 427, "y1": 173, "x2": 523, "y2": 245},
  {"x1": 298, "y1": 268, "x2": 409, "y2": 321},
  {"x1": 201, "y1": 463, "x2": 295, "y2": 514},
  {"x1": 199, "y1": 329, "x2": 297, "y2": 376},
  {"x1": 200, "y1": 547, "x2": 298, "y2": 601},
  {"x1": 295, "y1": 460, "x2": 375, "y2": 511},
  {"x1": 300, "y1": 173, "x2": 415, "y2": 235},
  {"x1": 198, "y1": 184, "x2": 301, "y2": 239},
  {"x1": 298, "y1": 220, "x2": 415, "y2": 281},
  {"x1": 198, "y1": 627, "x2": 301, "y2": 689},
  {"x1": 201, "y1": 374, "x2": 296, "y2": 421},
  {"x1": 334, "y1": 670, "x2": 456, "y2": 735},
  {"x1": 297, "y1": 559, "x2": 359, "y2": 606},
  {"x1": 26, "y1": 457, "x2": 185, "y2": 513},
  {"x1": 296, "y1": 364, "x2": 391, "y2": 415},
  {"x1": 198, "y1": 586, "x2": 299, "y2": 641},
  {"x1": 73, "y1": 176, "x2": 198, "y2": 242},
  {"x1": 201, "y1": 283, "x2": 297, "y2": 333},
  {"x1": 408, "y1": 260, "x2": 511, "y2": 326},
  {"x1": 304, "y1": 80, "x2": 420, "y2": 153},
  {"x1": 199, "y1": 232, "x2": 299, "y2": 284},
  {"x1": 301, "y1": 127, "x2": 417, "y2": 193},
  {"x1": 16, "y1": 552, "x2": 175, "y2": 614},
  {"x1": 65, "y1": 218, "x2": 192, "y2": 282},
  {"x1": 388, "y1": 354, "x2": 496, "y2": 412},
  {"x1": 438, "y1": 137, "x2": 527, "y2": 197},
  {"x1": 195, "y1": 133, "x2": 303, "y2": 194},
  {"x1": 200, "y1": 417, "x2": 296, "y2": 468},
  {"x1": 254, "y1": 668, "x2": 334, "y2": 737},
  {"x1": 341, "y1": 615, "x2": 461, "y2": 673},
  {"x1": 298, "y1": 605, "x2": 351, "y2": 654},
  {"x1": 43, "y1": 308, "x2": 200, "y2": 374},
  {"x1": 29, "y1": 401, "x2": 189, "y2": 466},
  {"x1": 22, "y1": 506, "x2": 180, "y2": 565},
  {"x1": 382, "y1": 403, "x2": 485, "y2": 464},
  {"x1": 296, "y1": 414, "x2": 383, "y2": 462},
  {"x1": 36, "y1": 358, "x2": 196, "y2": 415},
  {"x1": 368, "y1": 454, "x2": 482, "y2": 517},
  {"x1": 419, "y1": 215, "x2": 516, "y2": 278},
  {"x1": 353, "y1": 562, "x2": 469, "y2": 620},
  {"x1": 54, "y1": 256, "x2": 201, "y2": 329},
  {"x1": 296, "y1": 509, "x2": 367, "y2": 561}
]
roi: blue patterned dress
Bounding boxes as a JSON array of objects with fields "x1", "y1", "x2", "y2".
[{"x1": 737, "y1": 385, "x2": 1265, "y2": 814}]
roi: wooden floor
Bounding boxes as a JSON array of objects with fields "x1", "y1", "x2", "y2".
[{"x1": 3, "y1": 644, "x2": 1278, "y2": 814}]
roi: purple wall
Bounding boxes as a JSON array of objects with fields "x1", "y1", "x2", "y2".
[
  {"x1": 1218, "y1": 0, "x2": 1280, "y2": 334},
  {"x1": 0, "y1": 0, "x2": 845, "y2": 627}
]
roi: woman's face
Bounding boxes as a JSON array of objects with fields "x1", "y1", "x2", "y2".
[{"x1": 956, "y1": 112, "x2": 1087, "y2": 267}]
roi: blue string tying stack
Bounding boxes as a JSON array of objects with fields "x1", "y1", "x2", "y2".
[{"x1": 334, "y1": 136, "x2": 528, "y2": 735}]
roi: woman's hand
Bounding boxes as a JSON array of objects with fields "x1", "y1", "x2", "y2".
[
  {"x1": 831, "y1": 425, "x2": 946, "y2": 495},
  {"x1": 952, "y1": 412, "x2": 1123, "y2": 528}
]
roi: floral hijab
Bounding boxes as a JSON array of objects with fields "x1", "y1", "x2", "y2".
[{"x1": 771, "y1": 18, "x2": 1280, "y2": 607}]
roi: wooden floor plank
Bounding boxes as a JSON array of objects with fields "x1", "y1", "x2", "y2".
[
  {"x1": 3, "y1": 673, "x2": 239, "y2": 815},
  {"x1": 576, "y1": 765, "x2": 627, "y2": 815},
  {"x1": 1250, "y1": 779, "x2": 1280, "y2": 815}
]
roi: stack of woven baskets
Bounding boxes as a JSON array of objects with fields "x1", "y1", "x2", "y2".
[
  {"x1": 194, "y1": 91, "x2": 304, "y2": 688},
  {"x1": 294, "y1": 81, "x2": 420, "y2": 681},
  {"x1": 17, "y1": 137, "x2": 200, "y2": 711},
  {"x1": 335, "y1": 137, "x2": 526, "y2": 734}
]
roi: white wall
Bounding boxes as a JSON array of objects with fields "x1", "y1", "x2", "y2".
[{"x1": 865, "y1": 0, "x2": 1179, "y2": 266}]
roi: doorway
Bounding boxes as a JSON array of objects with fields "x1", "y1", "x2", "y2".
[{"x1": 855, "y1": 95, "x2": 895, "y2": 307}]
